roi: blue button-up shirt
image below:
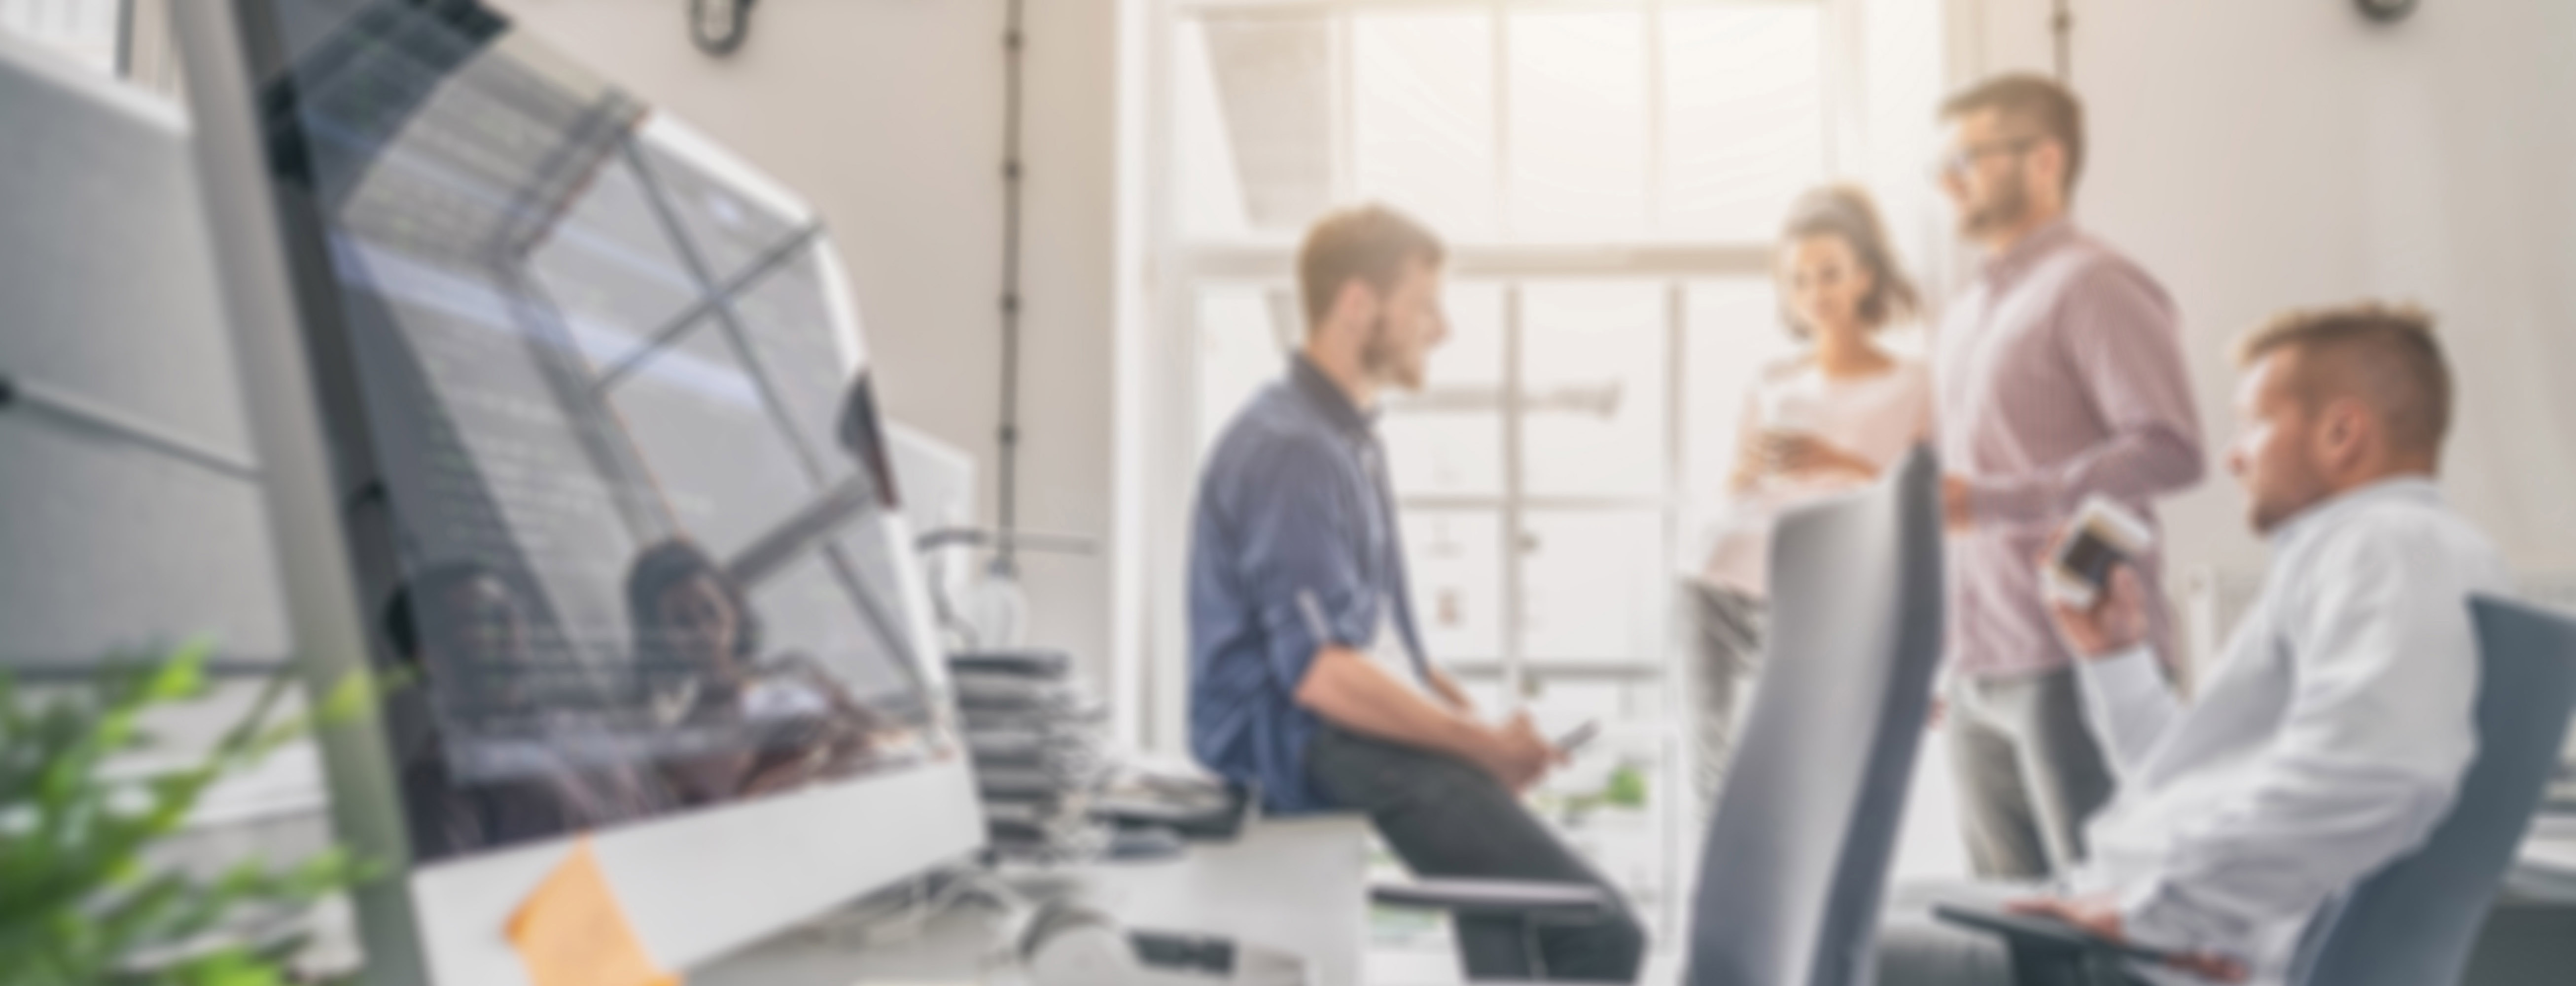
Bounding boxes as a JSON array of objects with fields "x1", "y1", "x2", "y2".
[{"x1": 1189, "y1": 356, "x2": 1428, "y2": 814}]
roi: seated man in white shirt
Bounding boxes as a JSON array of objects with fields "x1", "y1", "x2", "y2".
[{"x1": 1876, "y1": 301, "x2": 2511, "y2": 986}]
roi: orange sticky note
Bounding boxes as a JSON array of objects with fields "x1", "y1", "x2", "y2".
[{"x1": 505, "y1": 838, "x2": 680, "y2": 986}]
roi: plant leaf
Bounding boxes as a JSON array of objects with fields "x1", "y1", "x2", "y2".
[{"x1": 141, "y1": 642, "x2": 212, "y2": 704}]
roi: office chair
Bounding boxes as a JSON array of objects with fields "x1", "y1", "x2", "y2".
[
  {"x1": 2279, "y1": 596, "x2": 2576, "y2": 986},
  {"x1": 1373, "y1": 445, "x2": 1946, "y2": 985},
  {"x1": 1953, "y1": 595, "x2": 2576, "y2": 986}
]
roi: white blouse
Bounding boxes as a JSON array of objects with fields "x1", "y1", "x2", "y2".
[{"x1": 1698, "y1": 355, "x2": 1934, "y2": 597}]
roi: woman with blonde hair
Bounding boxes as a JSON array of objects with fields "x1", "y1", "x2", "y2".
[{"x1": 1686, "y1": 184, "x2": 1934, "y2": 810}]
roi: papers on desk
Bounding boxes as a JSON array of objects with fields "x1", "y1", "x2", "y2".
[
  {"x1": 2521, "y1": 814, "x2": 2576, "y2": 870},
  {"x1": 507, "y1": 840, "x2": 676, "y2": 986},
  {"x1": 2511, "y1": 812, "x2": 2576, "y2": 902}
]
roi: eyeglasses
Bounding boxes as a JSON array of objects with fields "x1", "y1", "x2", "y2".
[{"x1": 1931, "y1": 137, "x2": 2040, "y2": 182}]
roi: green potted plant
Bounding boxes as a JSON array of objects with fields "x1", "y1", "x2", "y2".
[
  {"x1": 1544, "y1": 759, "x2": 1651, "y2": 828},
  {"x1": 0, "y1": 641, "x2": 385, "y2": 986}
]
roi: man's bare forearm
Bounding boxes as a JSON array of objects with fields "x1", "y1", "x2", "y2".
[
  {"x1": 1427, "y1": 666, "x2": 1477, "y2": 714},
  {"x1": 1294, "y1": 647, "x2": 1493, "y2": 765}
]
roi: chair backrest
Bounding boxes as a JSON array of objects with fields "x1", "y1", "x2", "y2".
[
  {"x1": 2287, "y1": 596, "x2": 2576, "y2": 986},
  {"x1": 1683, "y1": 445, "x2": 1945, "y2": 986}
]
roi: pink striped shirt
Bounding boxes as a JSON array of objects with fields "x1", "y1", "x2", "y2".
[{"x1": 1933, "y1": 221, "x2": 2206, "y2": 678}]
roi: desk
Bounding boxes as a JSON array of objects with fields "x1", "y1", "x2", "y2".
[
  {"x1": 2467, "y1": 812, "x2": 2576, "y2": 986},
  {"x1": 694, "y1": 814, "x2": 1372, "y2": 986},
  {"x1": 2507, "y1": 811, "x2": 2576, "y2": 902},
  {"x1": 694, "y1": 904, "x2": 1017, "y2": 986},
  {"x1": 1080, "y1": 814, "x2": 1371, "y2": 986}
]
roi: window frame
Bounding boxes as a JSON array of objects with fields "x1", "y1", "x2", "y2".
[{"x1": 1142, "y1": 0, "x2": 1859, "y2": 728}]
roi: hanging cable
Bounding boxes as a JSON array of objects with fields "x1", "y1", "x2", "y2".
[
  {"x1": 995, "y1": 0, "x2": 1028, "y2": 576},
  {"x1": 2050, "y1": 0, "x2": 2073, "y2": 82},
  {"x1": 113, "y1": 0, "x2": 136, "y2": 77}
]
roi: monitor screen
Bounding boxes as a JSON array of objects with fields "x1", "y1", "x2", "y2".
[{"x1": 249, "y1": 0, "x2": 956, "y2": 862}]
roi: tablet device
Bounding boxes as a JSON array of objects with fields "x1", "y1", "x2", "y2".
[
  {"x1": 2046, "y1": 495, "x2": 2154, "y2": 609},
  {"x1": 1930, "y1": 902, "x2": 2177, "y2": 965}
]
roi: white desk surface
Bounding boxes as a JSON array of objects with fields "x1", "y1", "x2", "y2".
[
  {"x1": 1080, "y1": 814, "x2": 1372, "y2": 986},
  {"x1": 694, "y1": 814, "x2": 1373, "y2": 986}
]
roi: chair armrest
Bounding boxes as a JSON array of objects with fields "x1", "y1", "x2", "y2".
[
  {"x1": 1930, "y1": 903, "x2": 2172, "y2": 963},
  {"x1": 1371, "y1": 878, "x2": 1611, "y2": 920}
]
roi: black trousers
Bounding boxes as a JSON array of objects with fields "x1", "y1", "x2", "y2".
[{"x1": 1306, "y1": 726, "x2": 1648, "y2": 983}]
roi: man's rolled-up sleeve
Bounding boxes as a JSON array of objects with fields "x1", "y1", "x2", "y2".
[{"x1": 1231, "y1": 435, "x2": 1380, "y2": 694}]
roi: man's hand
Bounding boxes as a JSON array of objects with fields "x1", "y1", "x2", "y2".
[
  {"x1": 2005, "y1": 895, "x2": 2248, "y2": 983},
  {"x1": 1479, "y1": 712, "x2": 1562, "y2": 793},
  {"x1": 2043, "y1": 537, "x2": 2151, "y2": 659},
  {"x1": 1941, "y1": 474, "x2": 1976, "y2": 531}
]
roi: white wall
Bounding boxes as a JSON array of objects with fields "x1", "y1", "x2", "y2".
[
  {"x1": 493, "y1": 0, "x2": 1129, "y2": 681},
  {"x1": 1956, "y1": 0, "x2": 2576, "y2": 591},
  {"x1": 489, "y1": 0, "x2": 2576, "y2": 706}
]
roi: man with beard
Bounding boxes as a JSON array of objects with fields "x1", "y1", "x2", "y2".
[
  {"x1": 1876, "y1": 305, "x2": 2504, "y2": 986},
  {"x1": 1929, "y1": 75, "x2": 2208, "y2": 882},
  {"x1": 1187, "y1": 205, "x2": 1645, "y2": 982}
]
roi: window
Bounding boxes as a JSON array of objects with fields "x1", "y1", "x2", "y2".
[
  {"x1": 0, "y1": 0, "x2": 121, "y2": 76},
  {"x1": 1171, "y1": 0, "x2": 1829, "y2": 243},
  {"x1": 0, "y1": 0, "x2": 186, "y2": 97},
  {"x1": 1147, "y1": 0, "x2": 1943, "y2": 961}
]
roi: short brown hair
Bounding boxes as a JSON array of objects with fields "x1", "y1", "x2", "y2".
[
  {"x1": 1941, "y1": 73, "x2": 2086, "y2": 194},
  {"x1": 1297, "y1": 204, "x2": 1445, "y2": 331},
  {"x1": 2235, "y1": 302, "x2": 2454, "y2": 457},
  {"x1": 1777, "y1": 184, "x2": 1921, "y2": 337}
]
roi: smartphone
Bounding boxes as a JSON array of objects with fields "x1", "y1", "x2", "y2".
[
  {"x1": 2045, "y1": 495, "x2": 2154, "y2": 609},
  {"x1": 1555, "y1": 721, "x2": 1601, "y2": 755}
]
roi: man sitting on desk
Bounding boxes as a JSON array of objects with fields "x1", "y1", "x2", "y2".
[
  {"x1": 1188, "y1": 205, "x2": 1647, "y2": 983},
  {"x1": 1878, "y1": 303, "x2": 2509, "y2": 986}
]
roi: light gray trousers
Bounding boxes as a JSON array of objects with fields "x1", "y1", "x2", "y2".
[
  {"x1": 1679, "y1": 578, "x2": 1766, "y2": 820},
  {"x1": 1946, "y1": 666, "x2": 2118, "y2": 880}
]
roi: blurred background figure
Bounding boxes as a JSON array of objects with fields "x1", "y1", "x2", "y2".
[
  {"x1": 1686, "y1": 184, "x2": 1931, "y2": 813},
  {"x1": 627, "y1": 538, "x2": 879, "y2": 804},
  {"x1": 1929, "y1": 74, "x2": 2205, "y2": 881},
  {"x1": 382, "y1": 562, "x2": 667, "y2": 859}
]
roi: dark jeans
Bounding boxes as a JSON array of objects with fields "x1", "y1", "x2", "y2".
[{"x1": 1307, "y1": 726, "x2": 1647, "y2": 983}]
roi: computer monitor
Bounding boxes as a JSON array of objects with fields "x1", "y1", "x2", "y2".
[
  {"x1": 884, "y1": 422, "x2": 978, "y2": 550},
  {"x1": 172, "y1": 2, "x2": 981, "y2": 982},
  {"x1": 882, "y1": 422, "x2": 979, "y2": 649}
]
